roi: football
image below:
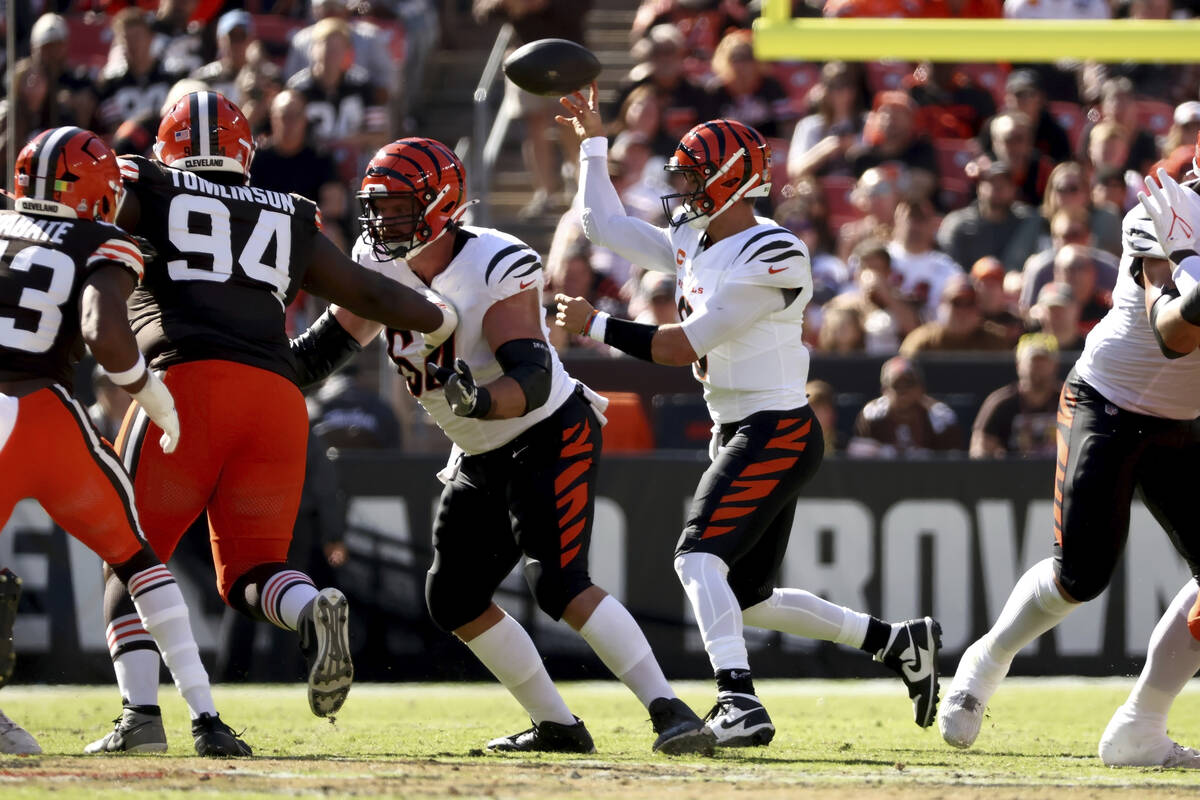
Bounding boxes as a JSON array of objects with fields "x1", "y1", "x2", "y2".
[{"x1": 502, "y1": 38, "x2": 602, "y2": 98}]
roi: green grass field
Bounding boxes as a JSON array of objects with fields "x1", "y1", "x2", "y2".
[{"x1": 2, "y1": 679, "x2": 1200, "y2": 798}]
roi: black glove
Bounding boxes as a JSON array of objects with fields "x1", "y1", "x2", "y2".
[{"x1": 428, "y1": 358, "x2": 492, "y2": 418}]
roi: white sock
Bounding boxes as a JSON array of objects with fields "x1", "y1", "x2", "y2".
[
  {"x1": 261, "y1": 570, "x2": 318, "y2": 631},
  {"x1": 464, "y1": 611, "x2": 574, "y2": 726},
  {"x1": 128, "y1": 565, "x2": 216, "y2": 719},
  {"x1": 112, "y1": 647, "x2": 161, "y2": 708},
  {"x1": 742, "y1": 588, "x2": 872, "y2": 648},
  {"x1": 674, "y1": 552, "x2": 748, "y2": 672},
  {"x1": 577, "y1": 595, "x2": 674, "y2": 708},
  {"x1": 979, "y1": 557, "x2": 1076, "y2": 669},
  {"x1": 1124, "y1": 580, "x2": 1200, "y2": 725}
]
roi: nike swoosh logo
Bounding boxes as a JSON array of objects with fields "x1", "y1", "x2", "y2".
[
  {"x1": 768, "y1": 266, "x2": 788, "y2": 274},
  {"x1": 717, "y1": 715, "x2": 755, "y2": 730},
  {"x1": 902, "y1": 643, "x2": 931, "y2": 682},
  {"x1": 519, "y1": 279, "x2": 536, "y2": 289}
]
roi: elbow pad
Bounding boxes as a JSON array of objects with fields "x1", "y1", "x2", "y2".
[
  {"x1": 291, "y1": 310, "x2": 363, "y2": 388},
  {"x1": 496, "y1": 338, "x2": 552, "y2": 414},
  {"x1": 1149, "y1": 290, "x2": 1189, "y2": 360}
]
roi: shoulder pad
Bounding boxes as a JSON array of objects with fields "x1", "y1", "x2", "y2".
[
  {"x1": 288, "y1": 192, "x2": 320, "y2": 228},
  {"x1": 729, "y1": 226, "x2": 809, "y2": 287},
  {"x1": 118, "y1": 155, "x2": 166, "y2": 186},
  {"x1": 480, "y1": 232, "x2": 543, "y2": 295}
]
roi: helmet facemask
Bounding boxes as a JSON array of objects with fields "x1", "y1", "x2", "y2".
[
  {"x1": 359, "y1": 184, "x2": 450, "y2": 261},
  {"x1": 661, "y1": 145, "x2": 763, "y2": 231}
]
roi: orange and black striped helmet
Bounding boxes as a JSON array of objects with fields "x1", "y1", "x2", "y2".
[
  {"x1": 661, "y1": 120, "x2": 772, "y2": 230},
  {"x1": 14, "y1": 126, "x2": 122, "y2": 222},
  {"x1": 357, "y1": 138, "x2": 468, "y2": 260},
  {"x1": 154, "y1": 90, "x2": 254, "y2": 176}
]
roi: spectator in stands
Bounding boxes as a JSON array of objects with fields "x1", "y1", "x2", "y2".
[
  {"x1": 252, "y1": 89, "x2": 348, "y2": 250},
  {"x1": 806, "y1": 379, "x2": 841, "y2": 455},
  {"x1": 1028, "y1": 280, "x2": 1084, "y2": 350},
  {"x1": 1051, "y1": 244, "x2": 1111, "y2": 334},
  {"x1": 547, "y1": 239, "x2": 625, "y2": 320},
  {"x1": 378, "y1": 0, "x2": 440, "y2": 134},
  {"x1": 285, "y1": 0, "x2": 394, "y2": 92},
  {"x1": 191, "y1": 10, "x2": 254, "y2": 99},
  {"x1": 29, "y1": 13, "x2": 97, "y2": 132},
  {"x1": 477, "y1": 0, "x2": 595, "y2": 219},
  {"x1": 847, "y1": 356, "x2": 964, "y2": 459},
  {"x1": 631, "y1": 272, "x2": 678, "y2": 326},
  {"x1": 1023, "y1": 161, "x2": 1121, "y2": 256},
  {"x1": 836, "y1": 165, "x2": 902, "y2": 262},
  {"x1": 0, "y1": 59, "x2": 55, "y2": 172},
  {"x1": 907, "y1": 61, "x2": 996, "y2": 140},
  {"x1": 1091, "y1": 163, "x2": 1132, "y2": 214},
  {"x1": 937, "y1": 159, "x2": 1038, "y2": 273},
  {"x1": 286, "y1": 18, "x2": 389, "y2": 151},
  {"x1": 1018, "y1": 208, "x2": 1118, "y2": 311},
  {"x1": 826, "y1": 238, "x2": 920, "y2": 352},
  {"x1": 986, "y1": 111, "x2": 1053, "y2": 205},
  {"x1": 1084, "y1": 121, "x2": 1134, "y2": 191},
  {"x1": 607, "y1": 131, "x2": 668, "y2": 224},
  {"x1": 1081, "y1": 0, "x2": 1184, "y2": 104},
  {"x1": 900, "y1": 274, "x2": 1010, "y2": 356},
  {"x1": 970, "y1": 332, "x2": 1062, "y2": 459},
  {"x1": 849, "y1": 90, "x2": 939, "y2": 203},
  {"x1": 613, "y1": 24, "x2": 714, "y2": 148},
  {"x1": 1004, "y1": 0, "x2": 1111, "y2": 20},
  {"x1": 886, "y1": 199, "x2": 963, "y2": 321},
  {"x1": 775, "y1": 192, "x2": 850, "y2": 303},
  {"x1": 1078, "y1": 77, "x2": 1159, "y2": 175},
  {"x1": 614, "y1": 83, "x2": 677, "y2": 160},
  {"x1": 1163, "y1": 101, "x2": 1200, "y2": 160},
  {"x1": 971, "y1": 257, "x2": 1024, "y2": 345},
  {"x1": 706, "y1": 29, "x2": 794, "y2": 140},
  {"x1": 152, "y1": 0, "x2": 206, "y2": 78},
  {"x1": 977, "y1": 68, "x2": 1071, "y2": 164},
  {"x1": 630, "y1": 0, "x2": 750, "y2": 82},
  {"x1": 234, "y1": 43, "x2": 284, "y2": 136},
  {"x1": 788, "y1": 61, "x2": 865, "y2": 181},
  {"x1": 817, "y1": 305, "x2": 867, "y2": 353},
  {"x1": 88, "y1": 370, "x2": 132, "y2": 444},
  {"x1": 310, "y1": 363, "x2": 403, "y2": 449},
  {"x1": 97, "y1": 9, "x2": 177, "y2": 135}
]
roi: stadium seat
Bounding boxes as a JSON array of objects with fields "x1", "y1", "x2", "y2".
[
  {"x1": 1136, "y1": 99, "x2": 1175, "y2": 139},
  {"x1": 818, "y1": 175, "x2": 862, "y2": 232},
  {"x1": 865, "y1": 61, "x2": 913, "y2": 94},
  {"x1": 599, "y1": 392, "x2": 655, "y2": 452},
  {"x1": 64, "y1": 15, "x2": 112, "y2": 72},
  {"x1": 651, "y1": 393, "x2": 711, "y2": 450},
  {"x1": 1047, "y1": 101, "x2": 1088, "y2": 154},
  {"x1": 775, "y1": 62, "x2": 822, "y2": 118}
]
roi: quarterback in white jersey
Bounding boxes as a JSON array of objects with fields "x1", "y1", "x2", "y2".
[
  {"x1": 556, "y1": 87, "x2": 942, "y2": 747},
  {"x1": 333, "y1": 137, "x2": 713, "y2": 757},
  {"x1": 942, "y1": 174, "x2": 1200, "y2": 769}
]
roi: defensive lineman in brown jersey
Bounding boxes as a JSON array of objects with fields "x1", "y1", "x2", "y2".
[
  {"x1": 0, "y1": 126, "x2": 249, "y2": 756},
  {"x1": 89, "y1": 91, "x2": 457, "y2": 752}
]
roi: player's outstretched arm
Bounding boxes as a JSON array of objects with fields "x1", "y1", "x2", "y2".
[
  {"x1": 555, "y1": 293, "x2": 698, "y2": 366},
  {"x1": 557, "y1": 85, "x2": 676, "y2": 274},
  {"x1": 303, "y1": 233, "x2": 453, "y2": 335},
  {"x1": 79, "y1": 265, "x2": 180, "y2": 452},
  {"x1": 1140, "y1": 257, "x2": 1200, "y2": 357}
]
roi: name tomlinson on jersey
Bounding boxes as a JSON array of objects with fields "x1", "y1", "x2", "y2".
[{"x1": 167, "y1": 168, "x2": 295, "y2": 213}]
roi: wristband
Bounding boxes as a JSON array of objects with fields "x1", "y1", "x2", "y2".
[
  {"x1": 584, "y1": 310, "x2": 609, "y2": 342},
  {"x1": 103, "y1": 353, "x2": 147, "y2": 387},
  {"x1": 603, "y1": 317, "x2": 657, "y2": 362}
]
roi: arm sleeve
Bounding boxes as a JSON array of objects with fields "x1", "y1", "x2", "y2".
[
  {"x1": 579, "y1": 136, "x2": 677, "y2": 274},
  {"x1": 679, "y1": 281, "x2": 786, "y2": 356}
]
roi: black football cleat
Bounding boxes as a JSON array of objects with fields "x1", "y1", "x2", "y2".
[
  {"x1": 649, "y1": 697, "x2": 715, "y2": 755},
  {"x1": 191, "y1": 713, "x2": 252, "y2": 757},
  {"x1": 878, "y1": 616, "x2": 942, "y2": 728},
  {"x1": 486, "y1": 717, "x2": 596, "y2": 753}
]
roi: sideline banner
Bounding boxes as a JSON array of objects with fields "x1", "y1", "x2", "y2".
[{"x1": 1, "y1": 455, "x2": 1186, "y2": 682}]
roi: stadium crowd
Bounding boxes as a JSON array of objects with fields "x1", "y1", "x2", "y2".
[{"x1": 3, "y1": 0, "x2": 1199, "y2": 460}]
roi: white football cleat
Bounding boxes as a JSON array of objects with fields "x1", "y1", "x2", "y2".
[
  {"x1": 0, "y1": 709, "x2": 41, "y2": 755},
  {"x1": 1100, "y1": 705, "x2": 1200, "y2": 768},
  {"x1": 938, "y1": 638, "x2": 1007, "y2": 749},
  {"x1": 704, "y1": 692, "x2": 774, "y2": 747}
]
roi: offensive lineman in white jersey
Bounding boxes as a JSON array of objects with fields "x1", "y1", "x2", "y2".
[
  {"x1": 941, "y1": 171, "x2": 1200, "y2": 767},
  {"x1": 325, "y1": 137, "x2": 713, "y2": 755},
  {"x1": 555, "y1": 86, "x2": 942, "y2": 747}
]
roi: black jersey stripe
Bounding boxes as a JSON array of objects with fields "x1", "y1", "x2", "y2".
[
  {"x1": 736, "y1": 229, "x2": 782, "y2": 258},
  {"x1": 745, "y1": 239, "x2": 794, "y2": 262},
  {"x1": 484, "y1": 244, "x2": 525, "y2": 282},
  {"x1": 760, "y1": 249, "x2": 807, "y2": 263},
  {"x1": 498, "y1": 253, "x2": 540, "y2": 281}
]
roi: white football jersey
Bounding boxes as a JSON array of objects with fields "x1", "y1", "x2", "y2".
[
  {"x1": 353, "y1": 226, "x2": 575, "y2": 454},
  {"x1": 672, "y1": 218, "x2": 813, "y2": 424},
  {"x1": 1074, "y1": 209, "x2": 1200, "y2": 420}
]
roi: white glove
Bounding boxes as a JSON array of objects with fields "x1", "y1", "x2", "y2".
[
  {"x1": 420, "y1": 287, "x2": 458, "y2": 355},
  {"x1": 1138, "y1": 169, "x2": 1200, "y2": 264},
  {"x1": 131, "y1": 371, "x2": 180, "y2": 454}
]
